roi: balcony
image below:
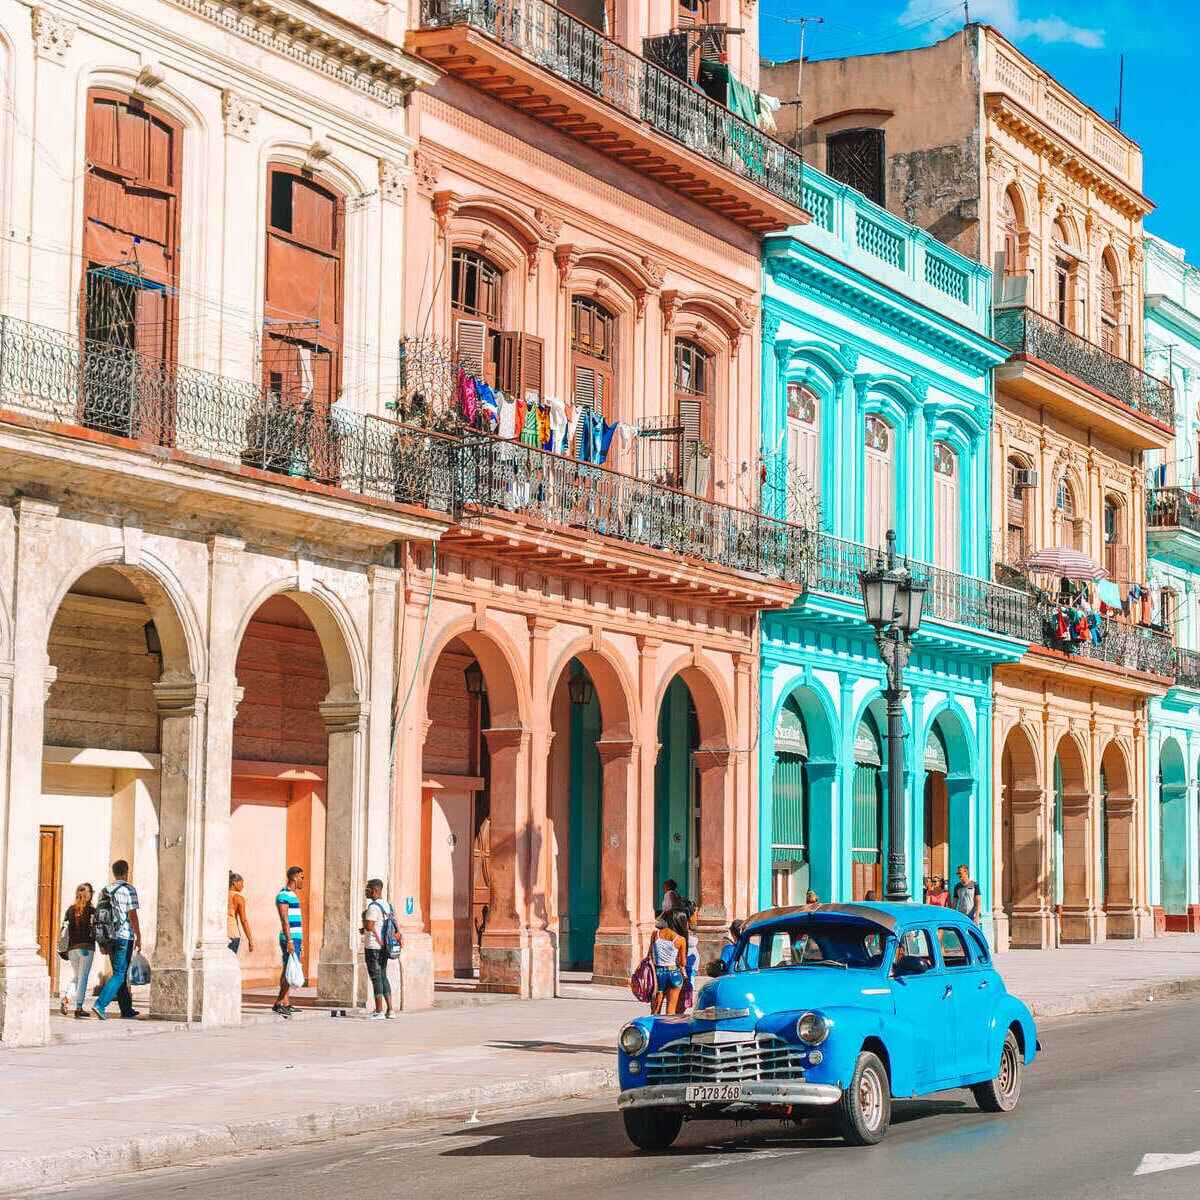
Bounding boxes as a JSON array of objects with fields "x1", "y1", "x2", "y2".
[
  {"x1": 1147, "y1": 487, "x2": 1200, "y2": 568},
  {"x1": 0, "y1": 315, "x2": 458, "y2": 516},
  {"x1": 411, "y1": 0, "x2": 807, "y2": 233},
  {"x1": 1034, "y1": 601, "x2": 1175, "y2": 681},
  {"x1": 993, "y1": 306, "x2": 1174, "y2": 451},
  {"x1": 1175, "y1": 647, "x2": 1200, "y2": 691}
]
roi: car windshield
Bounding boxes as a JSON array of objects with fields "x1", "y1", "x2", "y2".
[{"x1": 733, "y1": 920, "x2": 886, "y2": 972}]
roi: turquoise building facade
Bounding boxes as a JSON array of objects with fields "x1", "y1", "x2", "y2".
[
  {"x1": 758, "y1": 167, "x2": 1026, "y2": 941},
  {"x1": 1144, "y1": 234, "x2": 1200, "y2": 932}
]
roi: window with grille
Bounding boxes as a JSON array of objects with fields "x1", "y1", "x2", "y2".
[
  {"x1": 674, "y1": 338, "x2": 714, "y2": 496},
  {"x1": 571, "y1": 296, "x2": 616, "y2": 438},
  {"x1": 826, "y1": 128, "x2": 885, "y2": 206},
  {"x1": 452, "y1": 248, "x2": 505, "y2": 386},
  {"x1": 1101, "y1": 252, "x2": 1122, "y2": 356}
]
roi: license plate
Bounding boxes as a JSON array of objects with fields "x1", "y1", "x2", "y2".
[{"x1": 684, "y1": 1084, "x2": 746, "y2": 1103}]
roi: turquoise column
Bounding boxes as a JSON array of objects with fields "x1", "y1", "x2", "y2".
[
  {"x1": 1147, "y1": 733, "x2": 1162, "y2": 909},
  {"x1": 1187, "y1": 731, "x2": 1200, "y2": 910},
  {"x1": 837, "y1": 677, "x2": 856, "y2": 901},
  {"x1": 976, "y1": 691, "x2": 995, "y2": 942},
  {"x1": 907, "y1": 685, "x2": 926, "y2": 899},
  {"x1": 757, "y1": 657, "x2": 777, "y2": 909},
  {"x1": 806, "y1": 761, "x2": 839, "y2": 903}
]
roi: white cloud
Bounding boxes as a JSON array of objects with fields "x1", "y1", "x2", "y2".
[{"x1": 899, "y1": 0, "x2": 1106, "y2": 49}]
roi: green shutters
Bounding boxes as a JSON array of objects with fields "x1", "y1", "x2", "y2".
[
  {"x1": 851, "y1": 764, "x2": 882, "y2": 864},
  {"x1": 771, "y1": 752, "x2": 807, "y2": 865}
]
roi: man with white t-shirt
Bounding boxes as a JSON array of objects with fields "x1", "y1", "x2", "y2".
[{"x1": 361, "y1": 879, "x2": 395, "y2": 1020}]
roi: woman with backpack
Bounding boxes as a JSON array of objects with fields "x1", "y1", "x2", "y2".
[
  {"x1": 59, "y1": 882, "x2": 96, "y2": 1018},
  {"x1": 649, "y1": 911, "x2": 688, "y2": 1016},
  {"x1": 361, "y1": 878, "x2": 398, "y2": 1020}
]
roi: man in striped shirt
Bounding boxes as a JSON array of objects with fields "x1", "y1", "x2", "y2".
[{"x1": 273, "y1": 865, "x2": 304, "y2": 1019}]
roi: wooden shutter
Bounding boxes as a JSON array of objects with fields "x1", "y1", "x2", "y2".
[
  {"x1": 500, "y1": 333, "x2": 544, "y2": 400},
  {"x1": 933, "y1": 445, "x2": 960, "y2": 572},
  {"x1": 455, "y1": 317, "x2": 487, "y2": 377},
  {"x1": 864, "y1": 418, "x2": 894, "y2": 549},
  {"x1": 520, "y1": 334, "x2": 544, "y2": 399}
]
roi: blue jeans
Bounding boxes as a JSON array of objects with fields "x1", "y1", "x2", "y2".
[
  {"x1": 62, "y1": 947, "x2": 94, "y2": 1010},
  {"x1": 95, "y1": 939, "x2": 136, "y2": 1016}
]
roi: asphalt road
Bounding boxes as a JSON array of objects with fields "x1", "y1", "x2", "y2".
[{"x1": 34, "y1": 998, "x2": 1200, "y2": 1200}]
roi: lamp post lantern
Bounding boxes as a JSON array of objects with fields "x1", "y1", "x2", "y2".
[{"x1": 858, "y1": 529, "x2": 927, "y2": 902}]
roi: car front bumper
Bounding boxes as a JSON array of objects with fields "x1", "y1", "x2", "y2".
[{"x1": 618, "y1": 1082, "x2": 843, "y2": 1110}]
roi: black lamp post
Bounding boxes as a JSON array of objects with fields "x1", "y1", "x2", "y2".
[{"x1": 858, "y1": 530, "x2": 927, "y2": 903}]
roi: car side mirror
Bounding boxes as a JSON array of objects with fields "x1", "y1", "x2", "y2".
[
  {"x1": 705, "y1": 959, "x2": 727, "y2": 978},
  {"x1": 892, "y1": 956, "x2": 928, "y2": 978}
]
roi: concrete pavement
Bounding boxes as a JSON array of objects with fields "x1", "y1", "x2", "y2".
[
  {"x1": 5, "y1": 933, "x2": 1200, "y2": 1194},
  {"x1": 30, "y1": 998, "x2": 1200, "y2": 1200}
]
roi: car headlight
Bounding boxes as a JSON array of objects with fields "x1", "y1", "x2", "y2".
[
  {"x1": 619, "y1": 1023, "x2": 650, "y2": 1056},
  {"x1": 796, "y1": 1011, "x2": 831, "y2": 1045}
]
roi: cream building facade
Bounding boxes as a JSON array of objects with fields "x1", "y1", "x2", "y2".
[{"x1": 769, "y1": 24, "x2": 1177, "y2": 948}]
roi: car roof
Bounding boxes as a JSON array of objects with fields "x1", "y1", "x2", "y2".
[{"x1": 743, "y1": 902, "x2": 977, "y2": 936}]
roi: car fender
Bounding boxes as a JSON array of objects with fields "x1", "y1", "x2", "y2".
[{"x1": 988, "y1": 992, "x2": 1038, "y2": 1067}]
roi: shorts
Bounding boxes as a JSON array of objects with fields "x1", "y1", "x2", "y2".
[
  {"x1": 280, "y1": 939, "x2": 302, "y2": 963},
  {"x1": 228, "y1": 937, "x2": 240, "y2": 954},
  {"x1": 656, "y1": 968, "x2": 683, "y2": 991}
]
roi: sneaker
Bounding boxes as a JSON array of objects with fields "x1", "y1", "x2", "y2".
[
  {"x1": 368, "y1": 1011, "x2": 386, "y2": 1021},
  {"x1": 121, "y1": 1010, "x2": 141, "y2": 1020},
  {"x1": 285, "y1": 1005, "x2": 301, "y2": 1015},
  {"x1": 272, "y1": 1003, "x2": 291, "y2": 1019},
  {"x1": 385, "y1": 1011, "x2": 394, "y2": 1020},
  {"x1": 92, "y1": 1007, "x2": 107, "y2": 1021},
  {"x1": 60, "y1": 997, "x2": 69, "y2": 1016}
]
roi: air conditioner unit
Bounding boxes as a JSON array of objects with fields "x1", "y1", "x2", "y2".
[{"x1": 1014, "y1": 468, "x2": 1038, "y2": 489}]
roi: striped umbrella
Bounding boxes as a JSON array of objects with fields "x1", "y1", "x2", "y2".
[{"x1": 1021, "y1": 547, "x2": 1109, "y2": 580}]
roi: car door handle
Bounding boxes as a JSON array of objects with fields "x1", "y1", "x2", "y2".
[
  {"x1": 943, "y1": 985, "x2": 953, "y2": 999},
  {"x1": 978, "y1": 980, "x2": 989, "y2": 990}
]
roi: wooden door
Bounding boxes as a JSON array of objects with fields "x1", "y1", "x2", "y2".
[{"x1": 38, "y1": 826, "x2": 63, "y2": 996}]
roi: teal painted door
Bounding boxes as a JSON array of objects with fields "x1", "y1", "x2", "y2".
[
  {"x1": 851, "y1": 764, "x2": 882, "y2": 900},
  {"x1": 772, "y1": 751, "x2": 809, "y2": 902},
  {"x1": 567, "y1": 688, "x2": 602, "y2": 967},
  {"x1": 1161, "y1": 769, "x2": 1189, "y2": 915},
  {"x1": 655, "y1": 677, "x2": 697, "y2": 900}
]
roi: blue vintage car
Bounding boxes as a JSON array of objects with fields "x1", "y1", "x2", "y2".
[{"x1": 617, "y1": 902, "x2": 1038, "y2": 1148}]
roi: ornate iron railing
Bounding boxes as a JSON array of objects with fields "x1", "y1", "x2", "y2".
[
  {"x1": 803, "y1": 533, "x2": 1038, "y2": 642},
  {"x1": 1037, "y1": 601, "x2": 1176, "y2": 676},
  {"x1": 418, "y1": 0, "x2": 805, "y2": 211},
  {"x1": 456, "y1": 434, "x2": 805, "y2": 580},
  {"x1": 0, "y1": 315, "x2": 458, "y2": 513},
  {"x1": 1147, "y1": 487, "x2": 1200, "y2": 537},
  {"x1": 993, "y1": 306, "x2": 1173, "y2": 425},
  {"x1": 1175, "y1": 647, "x2": 1200, "y2": 689}
]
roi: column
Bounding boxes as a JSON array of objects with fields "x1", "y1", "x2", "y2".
[
  {"x1": 634, "y1": 636, "x2": 661, "y2": 944},
  {"x1": 757, "y1": 660, "x2": 777, "y2": 909},
  {"x1": 524, "y1": 618, "x2": 555, "y2": 998},
  {"x1": 1102, "y1": 792, "x2": 1139, "y2": 939},
  {"x1": 1008, "y1": 783, "x2": 1054, "y2": 949},
  {"x1": 317, "y1": 699, "x2": 367, "y2": 1008},
  {"x1": 0, "y1": 499, "x2": 57, "y2": 1045},
  {"x1": 806, "y1": 761, "x2": 839, "y2": 905},
  {"x1": 592, "y1": 738, "x2": 639, "y2": 985},
  {"x1": 693, "y1": 747, "x2": 732, "y2": 965},
  {"x1": 733, "y1": 653, "x2": 754, "y2": 920},
  {"x1": 1187, "y1": 733, "x2": 1200, "y2": 932},
  {"x1": 479, "y1": 726, "x2": 532, "y2": 994},
  {"x1": 1059, "y1": 784, "x2": 1100, "y2": 944},
  {"x1": 185, "y1": 535, "x2": 246, "y2": 1026}
]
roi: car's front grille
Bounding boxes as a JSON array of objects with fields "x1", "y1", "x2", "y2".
[{"x1": 644, "y1": 1034, "x2": 806, "y2": 1085}]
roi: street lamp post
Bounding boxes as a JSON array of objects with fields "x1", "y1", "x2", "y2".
[{"x1": 858, "y1": 530, "x2": 927, "y2": 903}]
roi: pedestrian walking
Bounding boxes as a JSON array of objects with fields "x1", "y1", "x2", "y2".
[
  {"x1": 952, "y1": 864, "x2": 982, "y2": 923},
  {"x1": 92, "y1": 860, "x2": 141, "y2": 1020},
  {"x1": 227, "y1": 872, "x2": 254, "y2": 956},
  {"x1": 649, "y1": 913, "x2": 687, "y2": 1016},
  {"x1": 274, "y1": 866, "x2": 305, "y2": 1018},
  {"x1": 682, "y1": 908, "x2": 699, "y2": 1010},
  {"x1": 658, "y1": 878, "x2": 682, "y2": 918},
  {"x1": 361, "y1": 878, "x2": 395, "y2": 1020},
  {"x1": 718, "y1": 919, "x2": 744, "y2": 969},
  {"x1": 927, "y1": 876, "x2": 950, "y2": 906},
  {"x1": 59, "y1": 883, "x2": 96, "y2": 1018}
]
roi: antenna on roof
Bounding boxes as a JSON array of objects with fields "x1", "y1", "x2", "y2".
[
  {"x1": 1114, "y1": 54, "x2": 1125, "y2": 129},
  {"x1": 777, "y1": 15, "x2": 824, "y2": 158},
  {"x1": 963, "y1": 1, "x2": 970, "y2": 24}
]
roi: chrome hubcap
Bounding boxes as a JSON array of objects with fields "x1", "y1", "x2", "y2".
[
  {"x1": 998, "y1": 1043, "x2": 1017, "y2": 1098},
  {"x1": 859, "y1": 1066, "x2": 884, "y2": 1130}
]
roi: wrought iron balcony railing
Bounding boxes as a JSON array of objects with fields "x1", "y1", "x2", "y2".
[
  {"x1": 1037, "y1": 601, "x2": 1176, "y2": 677},
  {"x1": 993, "y1": 306, "x2": 1173, "y2": 425},
  {"x1": 0, "y1": 316, "x2": 458, "y2": 513},
  {"x1": 418, "y1": 0, "x2": 805, "y2": 213},
  {"x1": 456, "y1": 434, "x2": 805, "y2": 581},
  {"x1": 1147, "y1": 487, "x2": 1200, "y2": 537},
  {"x1": 803, "y1": 533, "x2": 1039, "y2": 643},
  {"x1": 1175, "y1": 647, "x2": 1200, "y2": 689}
]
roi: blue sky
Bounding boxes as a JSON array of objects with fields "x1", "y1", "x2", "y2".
[{"x1": 759, "y1": 1, "x2": 1199, "y2": 262}]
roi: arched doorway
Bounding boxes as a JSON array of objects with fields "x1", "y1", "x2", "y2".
[
  {"x1": 655, "y1": 677, "x2": 699, "y2": 903},
  {"x1": 38, "y1": 563, "x2": 205, "y2": 1023},
  {"x1": 922, "y1": 709, "x2": 975, "y2": 898},
  {"x1": 1159, "y1": 739, "x2": 1188, "y2": 930},
  {"x1": 770, "y1": 695, "x2": 809, "y2": 906},
  {"x1": 1000, "y1": 723, "x2": 1050, "y2": 948},
  {"x1": 1055, "y1": 734, "x2": 1097, "y2": 943},
  {"x1": 1099, "y1": 740, "x2": 1136, "y2": 938},
  {"x1": 850, "y1": 709, "x2": 885, "y2": 901}
]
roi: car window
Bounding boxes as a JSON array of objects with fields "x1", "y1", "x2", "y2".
[
  {"x1": 938, "y1": 927, "x2": 970, "y2": 968},
  {"x1": 966, "y1": 928, "x2": 991, "y2": 963},
  {"x1": 734, "y1": 920, "x2": 888, "y2": 971},
  {"x1": 893, "y1": 928, "x2": 934, "y2": 973}
]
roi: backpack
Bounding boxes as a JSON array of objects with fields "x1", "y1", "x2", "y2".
[
  {"x1": 630, "y1": 933, "x2": 657, "y2": 1003},
  {"x1": 94, "y1": 887, "x2": 119, "y2": 954},
  {"x1": 379, "y1": 904, "x2": 402, "y2": 960}
]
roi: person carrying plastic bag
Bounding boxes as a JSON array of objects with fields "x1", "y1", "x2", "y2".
[{"x1": 273, "y1": 865, "x2": 305, "y2": 1019}]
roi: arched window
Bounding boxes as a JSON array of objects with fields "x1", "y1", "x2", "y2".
[
  {"x1": 1101, "y1": 250, "x2": 1123, "y2": 357},
  {"x1": 1057, "y1": 477, "x2": 1082, "y2": 551},
  {"x1": 1052, "y1": 216, "x2": 1079, "y2": 331},
  {"x1": 571, "y1": 296, "x2": 616, "y2": 428},
  {"x1": 785, "y1": 383, "x2": 820, "y2": 522},
  {"x1": 1002, "y1": 187, "x2": 1025, "y2": 278},
  {"x1": 932, "y1": 442, "x2": 960, "y2": 572},
  {"x1": 451, "y1": 247, "x2": 504, "y2": 388},
  {"x1": 1104, "y1": 494, "x2": 1128, "y2": 581},
  {"x1": 82, "y1": 90, "x2": 181, "y2": 366},
  {"x1": 1005, "y1": 454, "x2": 1033, "y2": 566},
  {"x1": 864, "y1": 415, "x2": 895, "y2": 549},
  {"x1": 262, "y1": 165, "x2": 343, "y2": 412},
  {"x1": 674, "y1": 338, "x2": 714, "y2": 496}
]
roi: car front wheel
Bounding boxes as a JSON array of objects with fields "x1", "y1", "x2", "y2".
[
  {"x1": 833, "y1": 1050, "x2": 891, "y2": 1145},
  {"x1": 622, "y1": 1108, "x2": 683, "y2": 1151},
  {"x1": 971, "y1": 1029, "x2": 1022, "y2": 1113}
]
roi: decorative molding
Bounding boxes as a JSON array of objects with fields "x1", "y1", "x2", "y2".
[
  {"x1": 166, "y1": 0, "x2": 432, "y2": 107},
  {"x1": 533, "y1": 207, "x2": 563, "y2": 243},
  {"x1": 555, "y1": 245, "x2": 580, "y2": 291},
  {"x1": 221, "y1": 90, "x2": 260, "y2": 140},
  {"x1": 412, "y1": 149, "x2": 439, "y2": 198},
  {"x1": 433, "y1": 190, "x2": 459, "y2": 235},
  {"x1": 132, "y1": 60, "x2": 166, "y2": 101},
  {"x1": 378, "y1": 158, "x2": 407, "y2": 205},
  {"x1": 320, "y1": 698, "x2": 367, "y2": 734},
  {"x1": 31, "y1": 6, "x2": 75, "y2": 63},
  {"x1": 305, "y1": 130, "x2": 333, "y2": 173}
]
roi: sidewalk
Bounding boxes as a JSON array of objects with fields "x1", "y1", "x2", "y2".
[{"x1": 5, "y1": 934, "x2": 1200, "y2": 1194}]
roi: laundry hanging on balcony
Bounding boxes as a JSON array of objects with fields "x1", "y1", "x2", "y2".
[{"x1": 578, "y1": 408, "x2": 617, "y2": 465}]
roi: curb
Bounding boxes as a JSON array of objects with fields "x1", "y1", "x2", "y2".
[
  {"x1": 1026, "y1": 974, "x2": 1200, "y2": 1018},
  {"x1": 2, "y1": 1066, "x2": 617, "y2": 1195}
]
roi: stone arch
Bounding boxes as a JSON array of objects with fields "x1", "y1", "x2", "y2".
[
  {"x1": 666, "y1": 291, "x2": 752, "y2": 351},
  {"x1": 421, "y1": 615, "x2": 530, "y2": 731},
  {"x1": 1055, "y1": 731, "x2": 1094, "y2": 938},
  {"x1": 654, "y1": 656, "x2": 734, "y2": 750},
  {"x1": 233, "y1": 577, "x2": 365, "y2": 702},
  {"x1": 1100, "y1": 738, "x2": 1136, "y2": 934},
  {"x1": 547, "y1": 636, "x2": 636, "y2": 740},
  {"x1": 922, "y1": 701, "x2": 977, "y2": 890},
  {"x1": 1000, "y1": 720, "x2": 1047, "y2": 946}
]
